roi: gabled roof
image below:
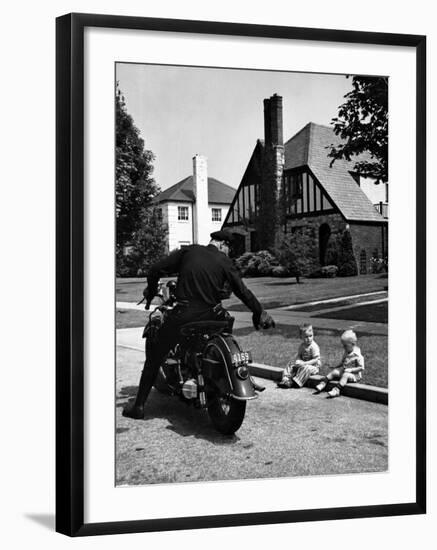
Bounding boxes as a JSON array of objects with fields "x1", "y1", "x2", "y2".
[
  {"x1": 156, "y1": 175, "x2": 235, "y2": 205},
  {"x1": 284, "y1": 122, "x2": 384, "y2": 222}
]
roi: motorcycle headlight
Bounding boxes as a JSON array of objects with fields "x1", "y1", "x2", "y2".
[{"x1": 237, "y1": 366, "x2": 249, "y2": 379}]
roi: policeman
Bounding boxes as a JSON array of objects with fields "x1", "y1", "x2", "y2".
[{"x1": 123, "y1": 230, "x2": 276, "y2": 419}]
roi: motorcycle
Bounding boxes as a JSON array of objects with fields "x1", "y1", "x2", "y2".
[{"x1": 141, "y1": 280, "x2": 257, "y2": 435}]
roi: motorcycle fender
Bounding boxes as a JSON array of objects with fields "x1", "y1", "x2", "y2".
[{"x1": 203, "y1": 334, "x2": 257, "y2": 400}]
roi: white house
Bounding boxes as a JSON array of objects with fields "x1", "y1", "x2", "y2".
[{"x1": 156, "y1": 155, "x2": 235, "y2": 251}]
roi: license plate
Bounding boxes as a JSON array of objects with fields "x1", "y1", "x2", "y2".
[{"x1": 232, "y1": 350, "x2": 252, "y2": 365}]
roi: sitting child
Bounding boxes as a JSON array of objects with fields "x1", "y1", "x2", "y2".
[
  {"x1": 314, "y1": 329, "x2": 364, "y2": 398},
  {"x1": 278, "y1": 324, "x2": 321, "y2": 388}
]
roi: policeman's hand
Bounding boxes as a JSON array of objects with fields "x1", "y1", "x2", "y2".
[
  {"x1": 142, "y1": 285, "x2": 155, "y2": 310},
  {"x1": 252, "y1": 310, "x2": 276, "y2": 330}
]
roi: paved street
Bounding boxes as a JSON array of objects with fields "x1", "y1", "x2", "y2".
[{"x1": 116, "y1": 345, "x2": 388, "y2": 486}]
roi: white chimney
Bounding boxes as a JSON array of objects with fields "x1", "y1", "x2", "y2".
[{"x1": 192, "y1": 154, "x2": 209, "y2": 245}]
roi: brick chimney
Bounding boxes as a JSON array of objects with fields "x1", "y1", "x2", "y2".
[
  {"x1": 192, "y1": 154, "x2": 209, "y2": 245},
  {"x1": 257, "y1": 94, "x2": 285, "y2": 250},
  {"x1": 263, "y1": 93, "x2": 283, "y2": 147}
]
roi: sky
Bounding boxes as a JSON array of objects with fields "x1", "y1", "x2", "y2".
[{"x1": 116, "y1": 63, "x2": 353, "y2": 191}]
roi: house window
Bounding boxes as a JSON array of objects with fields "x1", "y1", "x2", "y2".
[
  {"x1": 211, "y1": 208, "x2": 222, "y2": 222},
  {"x1": 178, "y1": 206, "x2": 189, "y2": 221}
]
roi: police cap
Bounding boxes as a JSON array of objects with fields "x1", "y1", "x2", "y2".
[{"x1": 210, "y1": 230, "x2": 235, "y2": 245}]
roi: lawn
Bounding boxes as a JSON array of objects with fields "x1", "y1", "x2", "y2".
[
  {"x1": 233, "y1": 324, "x2": 388, "y2": 388},
  {"x1": 117, "y1": 273, "x2": 388, "y2": 310},
  {"x1": 117, "y1": 309, "x2": 149, "y2": 329},
  {"x1": 317, "y1": 301, "x2": 388, "y2": 324}
]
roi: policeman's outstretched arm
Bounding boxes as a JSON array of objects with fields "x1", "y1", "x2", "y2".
[{"x1": 226, "y1": 263, "x2": 275, "y2": 330}]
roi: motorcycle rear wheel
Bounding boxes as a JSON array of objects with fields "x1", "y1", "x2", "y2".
[{"x1": 208, "y1": 394, "x2": 246, "y2": 435}]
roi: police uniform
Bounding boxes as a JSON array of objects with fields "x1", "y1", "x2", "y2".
[{"x1": 124, "y1": 232, "x2": 267, "y2": 418}]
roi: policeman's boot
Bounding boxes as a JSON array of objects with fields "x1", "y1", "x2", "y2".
[{"x1": 122, "y1": 366, "x2": 155, "y2": 419}]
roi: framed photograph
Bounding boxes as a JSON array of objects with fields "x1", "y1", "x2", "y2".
[{"x1": 56, "y1": 13, "x2": 426, "y2": 536}]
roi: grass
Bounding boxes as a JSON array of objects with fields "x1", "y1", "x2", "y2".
[
  {"x1": 117, "y1": 309, "x2": 149, "y2": 329},
  {"x1": 116, "y1": 279, "x2": 150, "y2": 303},
  {"x1": 234, "y1": 325, "x2": 388, "y2": 388},
  {"x1": 116, "y1": 273, "x2": 388, "y2": 309},
  {"x1": 317, "y1": 301, "x2": 388, "y2": 324}
]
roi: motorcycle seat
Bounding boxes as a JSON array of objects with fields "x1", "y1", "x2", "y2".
[{"x1": 179, "y1": 320, "x2": 229, "y2": 336}]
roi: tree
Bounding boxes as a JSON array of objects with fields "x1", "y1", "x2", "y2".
[
  {"x1": 337, "y1": 228, "x2": 358, "y2": 277},
  {"x1": 120, "y1": 208, "x2": 168, "y2": 277},
  {"x1": 277, "y1": 231, "x2": 316, "y2": 283},
  {"x1": 116, "y1": 86, "x2": 167, "y2": 276},
  {"x1": 329, "y1": 76, "x2": 388, "y2": 183},
  {"x1": 116, "y1": 86, "x2": 159, "y2": 248}
]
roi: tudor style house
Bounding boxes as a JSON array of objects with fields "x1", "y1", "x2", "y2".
[
  {"x1": 222, "y1": 94, "x2": 388, "y2": 274},
  {"x1": 156, "y1": 155, "x2": 235, "y2": 252}
]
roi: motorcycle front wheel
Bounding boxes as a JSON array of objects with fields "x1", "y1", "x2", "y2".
[{"x1": 207, "y1": 394, "x2": 246, "y2": 435}]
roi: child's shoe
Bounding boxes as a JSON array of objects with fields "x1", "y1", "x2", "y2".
[
  {"x1": 277, "y1": 378, "x2": 292, "y2": 388},
  {"x1": 327, "y1": 386, "x2": 341, "y2": 398},
  {"x1": 313, "y1": 380, "x2": 327, "y2": 394}
]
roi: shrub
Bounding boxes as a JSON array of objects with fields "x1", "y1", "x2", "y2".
[
  {"x1": 276, "y1": 231, "x2": 316, "y2": 283},
  {"x1": 309, "y1": 265, "x2": 338, "y2": 278},
  {"x1": 370, "y1": 256, "x2": 388, "y2": 274},
  {"x1": 235, "y1": 250, "x2": 279, "y2": 277},
  {"x1": 234, "y1": 252, "x2": 254, "y2": 273},
  {"x1": 320, "y1": 265, "x2": 338, "y2": 278},
  {"x1": 271, "y1": 265, "x2": 291, "y2": 277},
  {"x1": 337, "y1": 229, "x2": 358, "y2": 277}
]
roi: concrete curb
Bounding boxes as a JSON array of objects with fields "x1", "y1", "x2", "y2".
[{"x1": 250, "y1": 363, "x2": 388, "y2": 405}]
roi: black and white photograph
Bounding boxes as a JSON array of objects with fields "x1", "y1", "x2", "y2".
[
  {"x1": 1, "y1": 0, "x2": 432, "y2": 545},
  {"x1": 115, "y1": 63, "x2": 389, "y2": 486}
]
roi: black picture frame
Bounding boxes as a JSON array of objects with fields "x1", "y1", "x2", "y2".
[{"x1": 56, "y1": 12, "x2": 426, "y2": 537}]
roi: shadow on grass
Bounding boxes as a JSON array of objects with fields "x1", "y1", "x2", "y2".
[
  {"x1": 233, "y1": 323, "x2": 382, "y2": 338},
  {"x1": 264, "y1": 280, "x2": 299, "y2": 287},
  {"x1": 233, "y1": 324, "x2": 340, "y2": 338},
  {"x1": 227, "y1": 301, "x2": 283, "y2": 312},
  {"x1": 317, "y1": 302, "x2": 388, "y2": 324},
  {"x1": 117, "y1": 386, "x2": 240, "y2": 445}
]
